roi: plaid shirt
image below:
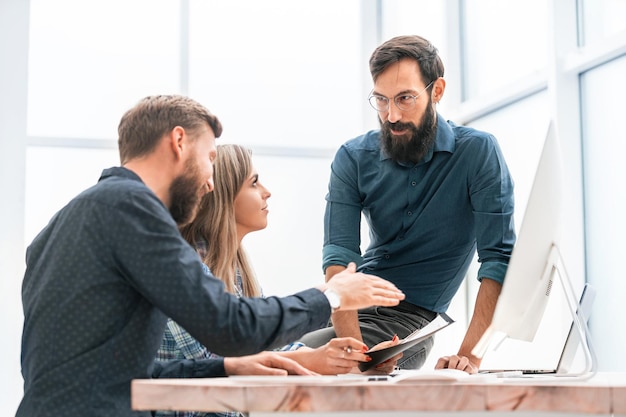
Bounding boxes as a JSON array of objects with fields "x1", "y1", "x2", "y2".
[{"x1": 155, "y1": 264, "x2": 304, "y2": 417}]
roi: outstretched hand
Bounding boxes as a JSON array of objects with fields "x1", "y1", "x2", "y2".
[
  {"x1": 325, "y1": 263, "x2": 405, "y2": 311},
  {"x1": 223, "y1": 351, "x2": 318, "y2": 376}
]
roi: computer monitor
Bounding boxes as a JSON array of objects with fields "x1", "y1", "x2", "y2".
[{"x1": 473, "y1": 121, "x2": 565, "y2": 356}]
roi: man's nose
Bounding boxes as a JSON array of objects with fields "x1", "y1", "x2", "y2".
[{"x1": 386, "y1": 102, "x2": 403, "y2": 123}]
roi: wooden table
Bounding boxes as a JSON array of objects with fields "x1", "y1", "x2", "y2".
[{"x1": 131, "y1": 372, "x2": 626, "y2": 416}]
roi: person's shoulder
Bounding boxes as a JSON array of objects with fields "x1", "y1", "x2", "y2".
[
  {"x1": 447, "y1": 120, "x2": 500, "y2": 151},
  {"x1": 72, "y1": 167, "x2": 162, "y2": 217},
  {"x1": 87, "y1": 167, "x2": 152, "y2": 200},
  {"x1": 341, "y1": 129, "x2": 381, "y2": 153}
]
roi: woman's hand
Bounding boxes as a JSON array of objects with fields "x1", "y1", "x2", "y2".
[
  {"x1": 362, "y1": 335, "x2": 402, "y2": 375},
  {"x1": 280, "y1": 337, "x2": 370, "y2": 375}
]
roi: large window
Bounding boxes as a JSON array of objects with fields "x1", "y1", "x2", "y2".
[
  {"x1": 189, "y1": 0, "x2": 364, "y2": 150},
  {"x1": 2, "y1": 1, "x2": 625, "y2": 415},
  {"x1": 580, "y1": 54, "x2": 626, "y2": 369}
]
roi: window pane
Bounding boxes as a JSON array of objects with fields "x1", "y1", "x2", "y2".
[
  {"x1": 462, "y1": 0, "x2": 548, "y2": 100},
  {"x1": 27, "y1": 0, "x2": 180, "y2": 140},
  {"x1": 380, "y1": 0, "x2": 448, "y2": 55},
  {"x1": 188, "y1": 0, "x2": 363, "y2": 149},
  {"x1": 580, "y1": 55, "x2": 626, "y2": 371},
  {"x1": 581, "y1": 0, "x2": 626, "y2": 46},
  {"x1": 24, "y1": 146, "x2": 119, "y2": 246}
]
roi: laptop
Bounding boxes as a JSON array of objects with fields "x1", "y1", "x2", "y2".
[{"x1": 479, "y1": 283, "x2": 596, "y2": 376}]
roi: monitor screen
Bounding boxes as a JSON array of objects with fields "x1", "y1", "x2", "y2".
[{"x1": 473, "y1": 122, "x2": 563, "y2": 358}]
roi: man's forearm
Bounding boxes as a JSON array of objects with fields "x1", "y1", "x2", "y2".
[
  {"x1": 331, "y1": 309, "x2": 363, "y2": 341},
  {"x1": 457, "y1": 277, "x2": 502, "y2": 366},
  {"x1": 325, "y1": 265, "x2": 363, "y2": 341}
]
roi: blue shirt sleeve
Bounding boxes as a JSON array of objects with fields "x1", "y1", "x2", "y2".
[
  {"x1": 466, "y1": 132, "x2": 516, "y2": 284},
  {"x1": 322, "y1": 145, "x2": 366, "y2": 272}
]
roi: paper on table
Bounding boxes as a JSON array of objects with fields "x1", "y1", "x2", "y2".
[{"x1": 358, "y1": 312, "x2": 455, "y2": 372}]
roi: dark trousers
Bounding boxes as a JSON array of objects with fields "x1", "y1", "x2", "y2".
[{"x1": 298, "y1": 300, "x2": 436, "y2": 370}]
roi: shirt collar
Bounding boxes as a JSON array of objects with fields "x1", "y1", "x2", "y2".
[{"x1": 99, "y1": 166, "x2": 143, "y2": 183}]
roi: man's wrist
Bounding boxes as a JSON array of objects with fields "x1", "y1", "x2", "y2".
[{"x1": 323, "y1": 288, "x2": 341, "y2": 313}]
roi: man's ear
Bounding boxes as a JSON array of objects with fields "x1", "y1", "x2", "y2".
[
  {"x1": 432, "y1": 77, "x2": 446, "y2": 104},
  {"x1": 169, "y1": 126, "x2": 186, "y2": 160}
]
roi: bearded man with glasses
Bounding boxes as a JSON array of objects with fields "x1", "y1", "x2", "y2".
[{"x1": 300, "y1": 35, "x2": 516, "y2": 375}]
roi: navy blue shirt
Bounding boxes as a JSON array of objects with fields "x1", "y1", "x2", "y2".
[
  {"x1": 18, "y1": 167, "x2": 331, "y2": 417},
  {"x1": 323, "y1": 115, "x2": 515, "y2": 312}
]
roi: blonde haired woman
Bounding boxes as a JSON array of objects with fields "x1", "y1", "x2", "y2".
[{"x1": 156, "y1": 144, "x2": 381, "y2": 417}]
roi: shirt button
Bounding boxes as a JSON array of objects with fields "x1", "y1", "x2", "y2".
[
  {"x1": 384, "y1": 254, "x2": 390, "y2": 259},
  {"x1": 407, "y1": 211, "x2": 413, "y2": 216},
  {"x1": 411, "y1": 181, "x2": 417, "y2": 186}
]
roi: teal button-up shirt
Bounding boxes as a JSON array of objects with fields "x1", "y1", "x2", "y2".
[{"x1": 323, "y1": 114, "x2": 515, "y2": 312}]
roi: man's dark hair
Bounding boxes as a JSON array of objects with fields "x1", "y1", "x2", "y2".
[
  {"x1": 369, "y1": 35, "x2": 445, "y2": 87},
  {"x1": 118, "y1": 95, "x2": 223, "y2": 164}
]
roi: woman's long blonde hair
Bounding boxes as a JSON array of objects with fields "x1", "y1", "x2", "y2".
[{"x1": 180, "y1": 144, "x2": 263, "y2": 297}]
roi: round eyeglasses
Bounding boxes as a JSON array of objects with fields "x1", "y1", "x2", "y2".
[{"x1": 368, "y1": 81, "x2": 434, "y2": 112}]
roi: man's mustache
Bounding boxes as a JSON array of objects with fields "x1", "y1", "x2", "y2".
[{"x1": 384, "y1": 121, "x2": 417, "y2": 131}]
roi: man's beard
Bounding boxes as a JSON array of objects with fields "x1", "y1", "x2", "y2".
[
  {"x1": 169, "y1": 158, "x2": 203, "y2": 227},
  {"x1": 379, "y1": 102, "x2": 437, "y2": 165}
]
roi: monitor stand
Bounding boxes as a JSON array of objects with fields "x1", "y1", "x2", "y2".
[
  {"x1": 474, "y1": 243, "x2": 597, "y2": 379},
  {"x1": 550, "y1": 244, "x2": 597, "y2": 378}
]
